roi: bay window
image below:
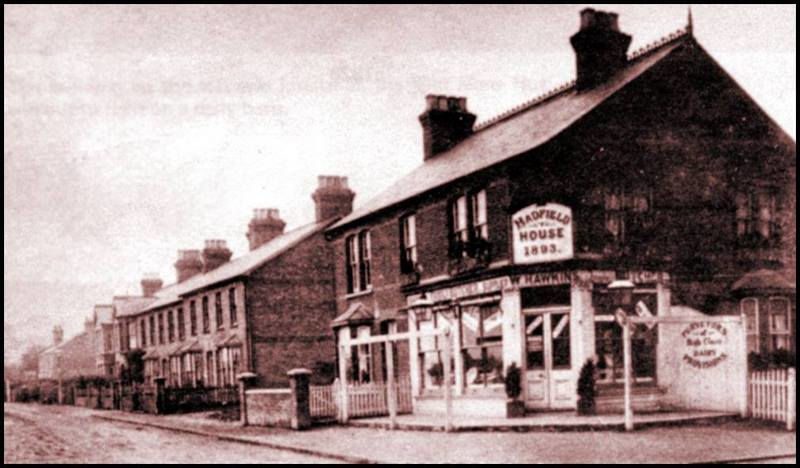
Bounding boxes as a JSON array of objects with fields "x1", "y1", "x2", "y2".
[
  {"x1": 768, "y1": 297, "x2": 790, "y2": 351},
  {"x1": 741, "y1": 298, "x2": 759, "y2": 354}
]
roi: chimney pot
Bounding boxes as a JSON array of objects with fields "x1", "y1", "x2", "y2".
[
  {"x1": 175, "y1": 249, "x2": 203, "y2": 282},
  {"x1": 570, "y1": 9, "x2": 631, "y2": 91},
  {"x1": 419, "y1": 95, "x2": 476, "y2": 161},
  {"x1": 141, "y1": 274, "x2": 164, "y2": 297},
  {"x1": 247, "y1": 208, "x2": 286, "y2": 250},
  {"x1": 52, "y1": 325, "x2": 64, "y2": 347},
  {"x1": 202, "y1": 239, "x2": 232, "y2": 272},
  {"x1": 312, "y1": 174, "x2": 355, "y2": 222}
]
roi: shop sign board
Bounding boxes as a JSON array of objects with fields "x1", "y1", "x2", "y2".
[
  {"x1": 511, "y1": 203, "x2": 574, "y2": 264},
  {"x1": 681, "y1": 322, "x2": 729, "y2": 369}
]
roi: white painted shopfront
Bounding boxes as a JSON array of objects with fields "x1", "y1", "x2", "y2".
[{"x1": 402, "y1": 204, "x2": 747, "y2": 418}]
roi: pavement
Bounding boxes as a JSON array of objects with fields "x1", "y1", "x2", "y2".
[
  {"x1": 5, "y1": 402, "x2": 797, "y2": 464},
  {"x1": 348, "y1": 410, "x2": 740, "y2": 432}
]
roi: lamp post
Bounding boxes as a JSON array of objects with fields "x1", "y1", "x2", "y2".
[{"x1": 608, "y1": 277, "x2": 635, "y2": 431}]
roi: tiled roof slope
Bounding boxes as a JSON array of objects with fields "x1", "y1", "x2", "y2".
[
  {"x1": 329, "y1": 28, "x2": 691, "y2": 233},
  {"x1": 138, "y1": 219, "x2": 332, "y2": 314}
]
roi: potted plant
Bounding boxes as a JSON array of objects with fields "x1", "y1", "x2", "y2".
[
  {"x1": 576, "y1": 359, "x2": 597, "y2": 416},
  {"x1": 505, "y1": 363, "x2": 525, "y2": 418}
]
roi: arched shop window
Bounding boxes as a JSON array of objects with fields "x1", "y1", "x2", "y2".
[{"x1": 741, "y1": 298, "x2": 759, "y2": 353}]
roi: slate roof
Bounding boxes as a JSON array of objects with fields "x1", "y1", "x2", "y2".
[
  {"x1": 331, "y1": 302, "x2": 374, "y2": 328},
  {"x1": 731, "y1": 269, "x2": 796, "y2": 292},
  {"x1": 329, "y1": 28, "x2": 692, "y2": 233},
  {"x1": 138, "y1": 219, "x2": 332, "y2": 314},
  {"x1": 113, "y1": 295, "x2": 158, "y2": 318}
]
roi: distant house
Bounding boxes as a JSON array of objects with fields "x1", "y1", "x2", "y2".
[
  {"x1": 119, "y1": 175, "x2": 355, "y2": 388},
  {"x1": 38, "y1": 320, "x2": 100, "y2": 381}
]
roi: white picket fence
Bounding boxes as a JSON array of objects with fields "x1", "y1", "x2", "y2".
[
  {"x1": 309, "y1": 384, "x2": 337, "y2": 420},
  {"x1": 748, "y1": 368, "x2": 796, "y2": 430},
  {"x1": 309, "y1": 376, "x2": 413, "y2": 421}
]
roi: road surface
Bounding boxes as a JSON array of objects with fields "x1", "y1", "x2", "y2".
[{"x1": 4, "y1": 403, "x2": 330, "y2": 464}]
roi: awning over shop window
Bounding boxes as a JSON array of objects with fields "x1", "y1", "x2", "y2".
[
  {"x1": 731, "y1": 269, "x2": 796, "y2": 294},
  {"x1": 331, "y1": 302, "x2": 374, "y2": 329}
]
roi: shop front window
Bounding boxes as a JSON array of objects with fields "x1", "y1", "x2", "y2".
[
  {"x1": 417, "y1": 310, "x2": 455, "y2": 389},
  {"x1": 594, "y1": 289, "x2": 657, "y2": 384},
  {"x1": 461, "y1": 305, "x2": 503, "y2": 387}
]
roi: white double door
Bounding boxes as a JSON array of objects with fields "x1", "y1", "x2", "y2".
[{"x1": 524, "y1": 307, "x2": 574, "y2": 410}]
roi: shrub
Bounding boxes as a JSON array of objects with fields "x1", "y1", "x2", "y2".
[
  {"x1": 504, "y1": 363, "x2": 522, "y2": 400},
  {"x1": 577, "y1": 359, "x2": 597, "y2": 416},
  {"x1": 748, "y1": 350, "x2": 796, "y2": 371}
]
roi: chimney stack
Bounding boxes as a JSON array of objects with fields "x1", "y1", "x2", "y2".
[
  {"x1": 202, "y1": 239, "x2": 232, "y2": 272},
  {"x1": 312, "y1": 175, "x2": 355, "y2": 222},
  {"x1": 570, "y1": 8, "x2": 632, "y2": 91},
  {"x1": 53, "y1": 325, "x2": 63, "y2": 347},
  {"x1": 247, "y1": 209, "x2": 286, "y2": 250},
  {"x1": 140, "y1": 273, "x2": 163, "y2": 297},
  {"x1": 174, "y1": 249, "x2": 203, "y2": 283},
  {"x1": 419, "y1": 95, "x2": 476, "y2": 161}
]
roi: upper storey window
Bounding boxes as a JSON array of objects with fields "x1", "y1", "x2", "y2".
[
  {"x1": 735, "y1": 189, "x2": 779, "y2": 243},
  {"x1": 448, "y1": 189, "x2": 489, "y2": 258},
  {"x1": 603, "y1": 188, "x2": 652, "y2": 244},
  {"x1": 346, "y1": 230, "x2": 372, "y2": 294},
  {"x1": 400, "y1": 214, "x2": 418, "y2": 273}
]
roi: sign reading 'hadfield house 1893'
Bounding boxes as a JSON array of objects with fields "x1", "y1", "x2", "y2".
[{"x1": 511, "y1": 203, "x2": 574, "y2": 264}]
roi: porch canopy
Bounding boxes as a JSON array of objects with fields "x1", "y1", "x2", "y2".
[
  {"x1": 730, "y1": 268, "x2": 796, "y2": 295},
  {"x1": 331, "y1": 302, "x2": 374, "y2": 330}
]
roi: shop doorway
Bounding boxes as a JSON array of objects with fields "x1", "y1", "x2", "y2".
[{"x1": 524, "y1": 307, "x2": 574, "y2": 409}]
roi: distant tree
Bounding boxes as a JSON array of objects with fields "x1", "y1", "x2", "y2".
[
  {"x1": 20, "y1": 344, "x2": 45, "y2": 373},
  {"x1": 123, "y1": 349, "x2": 145, "y2": 383}
]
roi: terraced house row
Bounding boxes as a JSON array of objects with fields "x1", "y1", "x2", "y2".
[
  {"x1": 94, "y1": 176, "x2": 356, "y2": 389},
  {"x1": 41, "y1": 8, "x2": 795, "y2": 419}
]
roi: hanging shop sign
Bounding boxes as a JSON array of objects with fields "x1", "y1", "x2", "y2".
[
  {"x1": 511, "y1": 203, "x2": 574, "y2": 264},
  {"x1": 681, "y1": 322, "x2": 729, "y2": 369}
]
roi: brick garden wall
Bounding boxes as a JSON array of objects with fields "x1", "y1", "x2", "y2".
[{"x1": 245, "y1": 389, "x2": 293, "y2": 427}]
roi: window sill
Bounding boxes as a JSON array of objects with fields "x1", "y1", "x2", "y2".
[{"x1": 345, "y1": 288, "x2": 374, "y2": 300}]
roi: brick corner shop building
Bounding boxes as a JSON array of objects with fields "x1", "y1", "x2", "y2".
[{"x1": 325, "y1": 9, "x2": 795, "y2": 418}]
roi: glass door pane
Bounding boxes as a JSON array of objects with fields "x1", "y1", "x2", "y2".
[{"x1": 525, "y1": 314, "x2": 545, "y2": 370}]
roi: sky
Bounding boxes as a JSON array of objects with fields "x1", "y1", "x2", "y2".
[{"x1": 3, "y1": 4, "x2": 796, "y2": 359}]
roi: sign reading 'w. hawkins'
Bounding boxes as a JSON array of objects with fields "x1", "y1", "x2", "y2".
[{"x1": 511, "y1": 203, "x2": 574, "y2": 264}]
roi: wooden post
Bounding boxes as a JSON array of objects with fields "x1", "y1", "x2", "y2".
[
  {"x1": 442, "y1": 328, "x2": 453, "y2": 432},
  {"x1": 386, "y1": 340, "x2": 397, "y2": 428},
  {"x1": 623, "y1": 322, "x2": 633, "y2": 431},
  {"x1": 787, "y1": 368, "x2": 796, "y2": 431},
  {"x1": 338, "y1": 344, "x2": 349, "y2": 423}
]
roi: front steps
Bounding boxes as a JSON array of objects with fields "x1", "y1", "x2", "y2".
[{"x1": 595, "y1": 384, "x2": 667, "y2": 414}]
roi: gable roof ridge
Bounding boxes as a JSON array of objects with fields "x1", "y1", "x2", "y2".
[
  {"x1": 474, "y1": 79, "x2": 577, "y2": 131},
  {"x1": 474, "y1": 27, "x2": 690, "y2": 133},
  {"x1": 628, "y1": 27, "x2": 689, "y2": 61}
]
